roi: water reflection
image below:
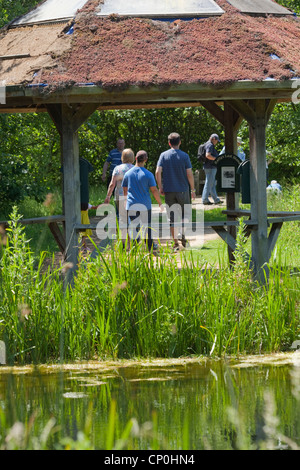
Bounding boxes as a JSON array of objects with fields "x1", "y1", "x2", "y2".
[{"x1": 0, "y1": 357, "x2": 299, "y2": 450}]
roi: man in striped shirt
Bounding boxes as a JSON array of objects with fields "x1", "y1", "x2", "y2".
[{"x1": 102, "y1": 138, "x2": 125, "y2": 187}]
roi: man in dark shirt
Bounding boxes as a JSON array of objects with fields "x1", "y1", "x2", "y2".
[{"x1": 156, "y1": 132, "x2": 196, "y2": 249}]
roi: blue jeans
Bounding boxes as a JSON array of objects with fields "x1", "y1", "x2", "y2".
[{"x1": 202, "y1": 168, "x2": 219, "y2": 203}]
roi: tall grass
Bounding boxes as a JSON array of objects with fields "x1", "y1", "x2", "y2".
[{"x1": 0, "y1": 206, "x2": 299, "y2": 365}]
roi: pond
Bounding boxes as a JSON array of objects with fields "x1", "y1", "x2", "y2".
[{"x1": 0, "y1": 354, "x2": 299, "y2": 450}]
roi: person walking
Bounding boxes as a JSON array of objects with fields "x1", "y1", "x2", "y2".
[
  {"x1": 101, "y1": 138, "x2": 125, "y2": 187},
  {"x1": 200, "y1": 133, "x2": 222, "y2": 205},
  {"x1": 104, "y1": 148, "x2": 135, "y2": 217},
  {"x1": 155, "y1": 132, "x2": 195, "y2": 250},
  {"x1": 122, "y1": 150, "x2": 163, "y2": 251}
]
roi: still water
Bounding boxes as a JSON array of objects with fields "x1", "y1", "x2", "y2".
[{"x1": 0, "y1": 355, "x2": 299, "y2": 450}]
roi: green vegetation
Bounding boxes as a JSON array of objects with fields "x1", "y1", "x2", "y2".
[
  {"x1": 0, "y1": 0, "x2": 300, "y2": 451},
  {"x1": 1, "y1": 183, "x2": 300, "y2": 365},
  {"x1": 0, "y1": 0, "x2": 299, "y2": 367}
]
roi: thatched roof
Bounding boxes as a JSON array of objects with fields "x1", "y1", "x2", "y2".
[{"x1": 0, "y1": 0, "x2": 299, "y2": 93}]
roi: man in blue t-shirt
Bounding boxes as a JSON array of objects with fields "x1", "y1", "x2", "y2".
[
  {"x1": 122, "y1": 150, "x2": 163, "y2": 251},
  {"x1": 155, "y1": 132, "x2": 195, "y2": 250},
  {"x1": 101, "y1": 138, "x2": 125, "y2": 187}
]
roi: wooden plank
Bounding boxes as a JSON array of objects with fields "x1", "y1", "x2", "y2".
[
  {"x1": 0, "y1": 215, "x2": 66, "y2": 254},
  {"x1": 98, "y1": 101, "x2": 206, "y2": 110},
  {"x1": 48, "y1": 222, "x2": 66, "y2": 253},
  {"x1": 74, "y1": 220, "x2": 259, "y2": 231},
  {"x1": 0, "y1": 107, "x2": 46, "y2": 114},
  {"x1": 0, "y1": 215, "x2": 65, "y2": 227},
  {"x1": 267, "y1": 215, "x2": 300, "y2": 223},
  {"x1": 267, "y1": 222, "x2": 283, "y2": 261},
  {"x1": 222, "y1": 209, "x2": 300, "y2": 218},
  {"x1": 28, "y1": 89, "x2": 285, "y2": 106},
  {"x1": 0, "y1": 53, "x2": 30, "y2": 60},
  {"x1": 211, "y1": 226, "x2": 237, "y2": 251}
]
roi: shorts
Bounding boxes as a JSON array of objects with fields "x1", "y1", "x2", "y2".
[{"x1": 164, "y1": 191, "x2": 190, "y2": 226}]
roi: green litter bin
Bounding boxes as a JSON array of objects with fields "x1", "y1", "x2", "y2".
[{"x1": 237, "y1": 159, "x2": 251, "y2": 204}]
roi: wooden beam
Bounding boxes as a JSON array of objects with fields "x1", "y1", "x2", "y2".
[
  {"x1": 0, "y1": 215, "x2": 65, "y2": 253},
  {"x1": 223, "y1": 209, "x2": 300, "y2": 218},
  {"x1": 19, "y1": 80, "x2": 292, "y2": 102},
  {"x1": 48, "y1": 221, "x2": 66, "y2": 253},
  {"x1": 71, "y1": 103, "x2": 99, "y2": 132},
  {"x1": 0, "y1": 215, "x2": 65, "y2": 227},
  {"x1": 98, "y1": 101, "x2": 207, "y2": 110},
  {"x1": 0, "y1": 106, "x2": 46, "y2": 114},
  {"x1": 46, "y1": 104, "x2": 63, "y2": 135},
  {"x1": 227, "y1": 100, "x2": 257, "y2": 127},
  {"x1": 267, "y1": 222, "x2": 283, "y2": 261},
  {"x1": 265, "y1": 99, "x2": 277, "y2": 123},
  {"x1": 200, "y1": 101, "x2": 225, "y2": 125},
  {"x1": 211, "y1": 226, "x2": 237, "y2": 252}
]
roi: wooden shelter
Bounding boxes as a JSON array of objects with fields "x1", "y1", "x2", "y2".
[{"x1": 1, "y1": 0, "x2": 300, "y2": 283}]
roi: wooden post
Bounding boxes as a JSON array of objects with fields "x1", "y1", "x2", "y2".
[
  {"x1": 46, "y1": 103, "x2": 99, "y2": 284},
  {"x1": 249, "y1": 99, "x2": 268, "y2": 283},
  {"x1": 228, "y1": 99, "x2": 277, "y2": 282},
  {"x1": 224, "y1": 103, "x2": 242, "y2": 264},
  {"x1": 249, "y1": 100, "x2": 268, "y2": 282},
  {"x1": 61, "y1": 104, "x2": 81, "y2": 282}
]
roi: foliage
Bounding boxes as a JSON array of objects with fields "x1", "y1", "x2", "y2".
[
  {"x1": 0, "y1": 0, "x2": 40, "y2": 28},
  {"x1": 277, "y1": 0, "x2": 300, "y2": 15},
  {"x1": 266, "y1": 104, "x2": 300, "y2": 180},
  {"x1": 79, "y1": 107, "x2": 222, "y2": 179},
  {"x1": 0, "y1": 113, "x2": 61, "y2": 211}
]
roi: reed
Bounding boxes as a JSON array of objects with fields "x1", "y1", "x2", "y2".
[{"x1": 0, "y1": 205, "x2": 299, "y2": 365}]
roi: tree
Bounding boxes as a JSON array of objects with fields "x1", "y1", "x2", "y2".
[
  {"x1": 0, "y1": 0, "x2": 40, "y2": 28},
  {"x1": 277, "y1": 0, "x2": 300, "y2": 14}
]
